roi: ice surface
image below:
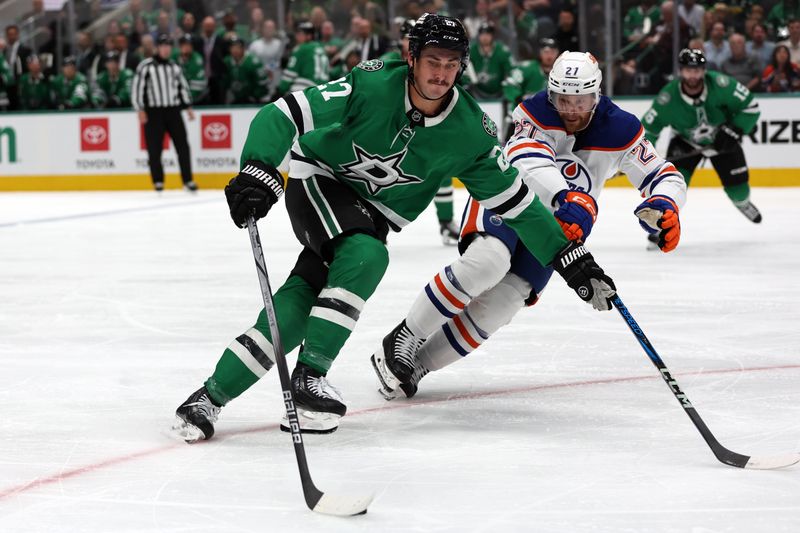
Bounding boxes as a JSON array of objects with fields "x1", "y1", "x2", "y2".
[{"x1": 1, "y1": 188, "x2": 798, "y2": 532}]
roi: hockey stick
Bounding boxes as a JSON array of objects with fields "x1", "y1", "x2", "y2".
[
  {"x1": 246, "y1": 216, "x2": 373, "y2": 515},
  {"x1": 612, "y1": 295, "x2": 800, "y2": 470}
]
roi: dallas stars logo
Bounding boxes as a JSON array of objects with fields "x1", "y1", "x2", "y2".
[{"x1": 339, "y1": 143, "x2": 422, "y2": 194}]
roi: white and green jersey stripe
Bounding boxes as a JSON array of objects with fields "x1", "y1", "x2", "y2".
[{"x1": 241, "y1": 59, "x2": 567, "y2": 265}]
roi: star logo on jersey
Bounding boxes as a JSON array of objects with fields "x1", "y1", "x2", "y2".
[{"x1": 339, "y1": 143, "x2": 422, "y2": 194}]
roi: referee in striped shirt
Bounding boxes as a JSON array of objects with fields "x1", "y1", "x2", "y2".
[{"x1": 133, "y1": 34, "x2": 197, "y2": 192}]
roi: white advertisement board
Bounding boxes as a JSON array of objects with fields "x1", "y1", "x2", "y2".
[{"x1": 1, "y1": 95, "x2": 798, "y2": 190}]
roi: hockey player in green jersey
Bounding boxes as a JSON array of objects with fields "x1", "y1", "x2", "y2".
[
  {"x1": 173, "y1": 13, "x2": 616, "y2": 441},
  {"x1": 223, "y1": 37, "x2": 269, "y2": 104},
  {"x1": 173, "y1": 34, "x2": 207, "y2": 103},
  {"x1": 91, "y1": 52, "x2": 134, "y2": 108},
  {"x1": 502, "y1": 38, "x2": 558, "y2": 107},
  {"x1": 52, "y1": 56, "x2": 90, "y2": 109},
  {"x1": 0, "y1": 51, "x2": 13, "y2": 110},
  {"x1": 464, "y1": 22, "x2": 512, "y2": 100},
  {"x1": 18, "y1": 55, "x2": 52, "y2": 110},
  {"x1": 278, "y1": 21, "x2": 329, "y2": 95},
  {"x1": 642, "y1": 48, "x2": 762, "y2": 225}
]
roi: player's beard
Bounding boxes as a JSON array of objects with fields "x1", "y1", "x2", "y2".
[{"x1": 681, "y1": 77, "x2": 704, "y2": 97}]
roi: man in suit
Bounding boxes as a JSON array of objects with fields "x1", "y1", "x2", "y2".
[
  {"x1": 196, "y1": 16, "x2": 226, "y2": 104},
  {"x1": 4, "y1": 24, "x2": 32, "y2": 109}
]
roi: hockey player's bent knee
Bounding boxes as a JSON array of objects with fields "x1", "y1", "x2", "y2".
[
  {"x1": 331, "y1": 233, "x2": 389, "y2": 288},
  {"x1": 450, "y1": 235, "x2": 512, "y2": 297},
  {"x1": 468, "y1": 273, "x2": 529, "y2": 334}
]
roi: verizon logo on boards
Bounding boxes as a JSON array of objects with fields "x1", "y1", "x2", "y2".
[
  {"x1": 201, "y1": 114, "x2": 232, "y2": 149},
  {"x1": 80, "y1": 118, "x2": 109, "y2": 151}
]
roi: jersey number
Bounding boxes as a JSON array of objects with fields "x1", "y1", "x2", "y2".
[
  {"x1": 565, "y1": 66, "x2": 579, "y2": 77},
  {"x1": 317, "y1": 77, "x2": 352, "y2": 101},
  {"x1": 632, "y1": 140, "x2": 657, "y2": 165}
]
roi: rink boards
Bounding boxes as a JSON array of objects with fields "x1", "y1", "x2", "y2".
[{"x1": 0, "y1": 96, "x2": 798, "y2": 190}]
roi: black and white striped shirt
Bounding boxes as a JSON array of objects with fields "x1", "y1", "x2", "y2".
[{"x1": 132, "y1": 57, "x2": 192, "y2": 111}]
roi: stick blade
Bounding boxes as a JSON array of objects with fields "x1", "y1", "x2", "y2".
[
  {"x1": 311, "y1": 491, "x2": 374, "y2": 516},
  {"x1": 744, "y1": 453, "x2": 800, "y2": 470}
]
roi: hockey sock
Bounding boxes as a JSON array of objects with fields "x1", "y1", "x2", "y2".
[
  {"x1": 723, "y1": 182, "x2": 750, "y2": 204},
  {"x1": 435, "y1": 177, "x2": 454, "y2": 222},
  {"x1": 405, "y1": 235, "x2": 511, "y2": 338},
  {"x1": 300, "y1": 233, "x2": 389, "y2": 374},
  {"x1": 204, "y1": 274, "x2": 317, "y2": 405}
]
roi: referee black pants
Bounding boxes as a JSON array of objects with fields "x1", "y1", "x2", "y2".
[{"x1": 144, "y1": 107, "x2": 193, "y2": 185}]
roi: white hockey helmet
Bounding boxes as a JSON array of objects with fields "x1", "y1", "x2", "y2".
[{"x1": 547, "y1": 51, "x2": 602, "y2": 113}]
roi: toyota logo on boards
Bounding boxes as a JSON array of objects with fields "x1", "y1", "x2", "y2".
[
  {"x1": 80, "y1": 118, "x2": 110, "y2": 151},
  {"x1": 201, "y1": 114, "x2": 232, "y2": 149}
]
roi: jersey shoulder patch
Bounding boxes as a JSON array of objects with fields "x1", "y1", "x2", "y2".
[
  {"x1": 713, "y1": 71, "x2": 731, "y2": 87},
  {"x1": 519, "y1": 91, "x2": 564, "y2": 131},
  {"x1": 576, "y1": 96, "x2": 643, "y2": 152},
  {"x1": 656, "y1": 90, "x2": 671, "y2": 105},
  {"x1": 482, "y1": 113, "x2": 498, "y2": 137},
  {"x1": 356, "y1": 59, "x2": 384, "y2": 72}
]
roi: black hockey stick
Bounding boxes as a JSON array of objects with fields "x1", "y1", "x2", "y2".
[
  {"x1": 612, "y1": 295, "x2": 800, "y2": 469},
  {"x1": 246, "y1": 216, "x2": 373, "y2": 515}
]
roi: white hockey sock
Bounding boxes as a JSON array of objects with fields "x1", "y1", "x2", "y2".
[{"x1": 405, "y1": 235, "x2": 511, "y2": 338}]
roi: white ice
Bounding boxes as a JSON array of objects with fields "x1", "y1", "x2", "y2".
[{"x1": 1, "y1": 187, "x2": 798, "y2": 533}]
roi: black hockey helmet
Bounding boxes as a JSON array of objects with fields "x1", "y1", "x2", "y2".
[
  {"x1": 678, "y1": 48, "x2": 707, "y2": 68},
  {"x1": 296, "y1": 21, "x2": 315, "y2": 36},
  {"x1": 477, "y1": 21, "x2": 495, "y2": 35},
  {"x1": 399, "y1": 18, "x2": 416, "y2": 38},
  {"x1": 408, "y1": 13, "x2": 470, "y2": 77},
  {"x1": 178, "y1": 33, "x2": 193, "y2": 46}
]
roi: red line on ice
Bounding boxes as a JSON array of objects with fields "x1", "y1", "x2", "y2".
[{"x1": 1, "y1": 364, "x2": 798, "y2": 502}]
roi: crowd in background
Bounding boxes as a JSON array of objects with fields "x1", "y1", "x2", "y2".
[{"x1": 1, "y1": 0, "x2": 800, "y2": 112}]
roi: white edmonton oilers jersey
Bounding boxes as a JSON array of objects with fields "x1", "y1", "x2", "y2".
[{"x1": 504, "y1": 91, "x2": 687, "y2": 213}]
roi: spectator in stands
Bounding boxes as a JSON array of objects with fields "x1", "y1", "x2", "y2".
[
  {"x1": 624, "y1": 0, "x2": 661, "y2": 44},
  {"x1": 679, "y1": 0, "x2": 705, "y2": 37},
  {"x1": 463, "y1": 0, "x2": 491, "y2": 38},
  {"x1": 52, "y1": 56, "x2": 90, "y2": 109},
  {"x1": 705, "y1": 22, "x2": 731, "y2": 66},
  {"x1": 464, "y1": 21, "x2": 512, "y2": 100},
  {"x1": 722, "y1": 33, "x2": 763, "y2": 90},
  {"x1": 3, "y1": 24, "x2": 32, "y2": 110},
  {"x1": 75, "y1": 31, "x2": 101, "y2": 79},
  {"x1": 198, "y1": 16, "x2": 226, "y2": 104},
  {"x1": 352, "y1": 16, "x2": 389, "y2": 61},
  {"x1": 220, "y1": 10, "x2": 249, "y2": 42},
  {"x1": 91, "y1": 51, "x2": 134, "y2": 108},
  {"x1": 553, "y1": 9, "x2": 579, "y2": 54},
  {"x1": 768, "y1": 1, "x2": 800, "y2": 35},
  {"x1": 248, "y1": 19, "x2": 284, "y2": 99},
  {"x1": 278, "y1": 21, "x2": 329, "y2": 95},
  {"x1": 778, "y1": 19, "x2": 800, "y2": 63},
  {"x1": 247, "y1": 8, "x2": 265, "y2": 43},
  {"x1": 107, "y1": 20, "x2": 122, "y2": 39},
  {"x1": 174, "y1": 34, "x2": 207, "y2": 103},
  {"x1": 744, "y1": 5, "x2": 766, "y2": 37},
  {"x1": 153, "y1": 10, "x2": 179, "y2": 41},
  {"x1": 761, "y1": 43, "x2": 800, "y2": 91},
  {"x1": 310, "y1": 5, "x2": 328, "y2": 39},
  {"x1": 320, "y1": 20, "x2": 344, "y2": 61},
  {"x1": 121, "y1": 0, "x2": 146, "y2": 36},
  {"x1": 140, "y1": 34, "x2": 157, "y2": 61},
  {"x1": 222, "y1": 36, "x2": 269, "y2": 104},
  {"x1": 747, "y1": 23, "x2": 775, "y2": 67},
  {"x1": 180, "y1": 13, "x2": 201, "y2": 48},
  {"x1": 0, "y1": 49, "x2": 12, "y2": 110},
  {"x1": 18, "y1": 55, "x2": 51, "y2": 110},
  {"x1": 114, "y1": 34, "x2": 140, "y2": 72}
]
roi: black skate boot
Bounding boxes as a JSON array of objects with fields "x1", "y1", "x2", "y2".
[
  {"x1": 371, "y1": 320, "x2": 426, "y2": 400},
  {"x1": 184, "y1": 180, "x2": 199, "y2": 193},
  {"x1": 734, "y1": 199, "x2": 762, "y2": 223},
  {"x1": 172, "y1": 386, "x2": 222, "y2": 443},
  {"x1": 280, "y1": 362, "x2": 347, "y2": 434},
  {"x1": 396, "y1": 361, "x2": 430, "y2": 399},
  {"x1": 439, "y1": 220, "x2": 459, "y2": 246}
]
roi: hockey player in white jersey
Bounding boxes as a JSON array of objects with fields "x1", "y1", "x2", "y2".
[{"x1": 371, "y1": 51, "x2": 688, "y2": 399}]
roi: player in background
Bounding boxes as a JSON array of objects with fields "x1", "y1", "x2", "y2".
[
  {"x1": 277, "y1": 21, "x2": 329, "y2": 95},
  {"x1": 382, "y1": 18, "x2": 462, "y2": 245},
  {"x1": 172, "y1": 15, "x2": 616, "y2": 441},
  {"x1": 642, "y1": 48, "x2": 762, "y2": 238},
  {"x1": 174, "y1": 34, "x2": 207, "y2": 104},
  {"x1": 371, "y1": 51, "x2": 686, "y2": 400}
]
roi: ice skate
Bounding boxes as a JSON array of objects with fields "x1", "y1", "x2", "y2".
[
  {"x1": 154, "y1": 181, "x2": 164, "y2": 193},
  {"x1": 172, "y1": 386, "x2": 221, "y2": 443},
  {"x1": 734, "y1": 199, "x2": 762, "y2": 223},
  {"x1": 439, "y1": 220, "x2": 460, "y2": 246},
  {"x1": 371, "y1": 320, "x2": 425, "y2": 400},
  {"x1": 280, "y1": 363, "x2": 346, "y2": 434},
  {"x1": 184, "y1": 180, "x2": 199, "y2": 193}
]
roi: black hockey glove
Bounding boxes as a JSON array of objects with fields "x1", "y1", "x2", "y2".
[
  {"x1": 224, "y1": 160, "x2": 284, "y2": 228},
  {"x1": 553, "y1": 241, "x2": 616, "y2": 311},
  {"x1": 712, "y1": 123, "x2": 742, "y2": 154}
]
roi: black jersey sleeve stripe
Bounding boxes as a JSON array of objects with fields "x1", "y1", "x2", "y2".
[
  {"x1": 282, "y1": 92, "x2": 305, "y2": 135},
  {"x1": 491, "y1": 182, "x2": 531, "y2": 216}
]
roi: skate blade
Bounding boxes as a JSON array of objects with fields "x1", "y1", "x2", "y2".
[
  {"x1": 280, "y1": 410, "x2": 341, "y2": 434},
  {"x1": 171, "y1": 415, "x2": 207, "y2": 443},
  {"x1": 370, "y1": 353, "x2": 401, "y2": 400}
]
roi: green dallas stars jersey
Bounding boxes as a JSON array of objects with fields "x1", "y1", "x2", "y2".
[
  {"x1": 173, "y1": 50, "x2": 207, "y2": 102},
  {"x1": 465, "y1": 41, "x2": 513, "y2": 99},
  {"x1": 242, "y1": 59, "x2": 567, "y2": 265},
  {"x1": 52, "y1": 72, "x2": 90, "y2": 109},
  {"x1": 279, "y1": 41, "x2": 329, "y2": 94},
  {"x1": 91, "y1": 68, "x2": 134, "y2": 108},
  {"x1": 502, "y1": 59, "x2": 547, "y2": 105},
  {"x1": 223, "y1": 53, "x2": 269, "y2": 104},
  {"x1": 642, "y1": 70, "x2": 760, "y2": 147},
  {"x1": 18, "y1": 72, "x2": 52, "y2": 110}
]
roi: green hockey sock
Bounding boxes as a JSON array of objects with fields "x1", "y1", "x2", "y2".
[
  {"x1": 299, "y1": 233, "x2": 389, "y2": 373},
  {"x1": 724, "y1": 182, "x2": 750, "y2": 203},
  {"x1": 205, "y1": 274, "x2": 317, "y2": 405},
  {"x1": 435, "y1": 176, "x2": 454, "y2": 222}
]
